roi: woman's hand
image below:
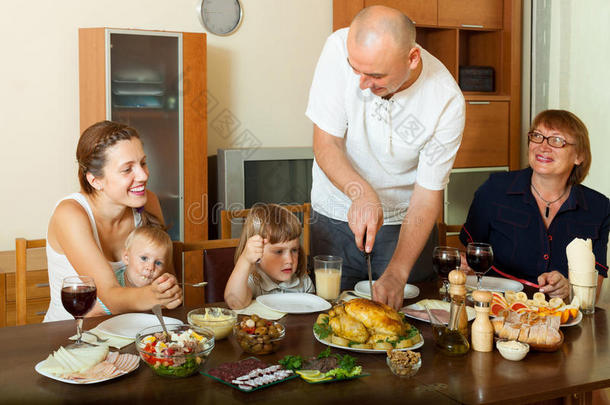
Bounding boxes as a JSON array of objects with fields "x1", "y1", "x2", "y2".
[
  {"x1": 150, "y1": 273, "x2": 183, "y2": 309},
  {"x1": 243, "y1": 235, "x2": 265, "y2": 264},
  {"x1": 459, "y1": 251, "x2": 475, "y2": 275},
  {"x1": 537, "y1": 271, "x2": 569, "y2": 299}
]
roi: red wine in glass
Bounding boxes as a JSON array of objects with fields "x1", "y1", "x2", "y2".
[
  {"x1": 61, "y1": 285, "x2": 97, "y2": 317},
  {"x1": 466, "y1": 243, "x2": 494, "y2": 290},
  {"x1": 61, "y1": 275, "x2": 97, "y2": 348},
  {"x1": 432, "y1": 247, "x2": 461, "y2": 300}
]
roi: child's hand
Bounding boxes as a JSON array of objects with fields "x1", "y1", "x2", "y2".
[{"x1": 243, "y1": 235, "x2": 265, "y2": 264}]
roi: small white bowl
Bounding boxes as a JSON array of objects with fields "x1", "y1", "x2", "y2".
[{"x1": 496, "y1": 340, "x2": 529, "y2": 361}]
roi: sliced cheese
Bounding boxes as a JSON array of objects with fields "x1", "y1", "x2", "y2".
[{"x1": 39, "y1": 344, "x2": 109, "y2": 376}]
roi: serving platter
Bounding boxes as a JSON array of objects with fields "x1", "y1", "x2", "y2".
[
  {"x1": 35, "y1": 352, "x2": 139, "y2": 384},
  {"x1": 313, "y1": 329, "x2": 424, "y2": 354},
  {"x1": 96, "y1": 313, "x2": 182, "y2": 339},
  {"x1": 256, "y1": 293, "x2": 331, "y2": 314},
  {"x1": 466, "y1": 276, "x2": 524, "y2": 292},
  {"x1": 353, "y1": 281, "x2": 420, "y2": 300}
]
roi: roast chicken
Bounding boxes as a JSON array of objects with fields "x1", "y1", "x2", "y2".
[{"x1": 328, "y1": 298, "x2": 411, "y2": 345}]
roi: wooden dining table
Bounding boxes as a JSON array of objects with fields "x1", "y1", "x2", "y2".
[{"x1": 1, "y1": 282, "x2": 608, "y2": 405}]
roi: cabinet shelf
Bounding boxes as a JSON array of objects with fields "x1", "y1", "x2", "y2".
[{"x1": 333, "y1": 0, "x2": 521, "y2": 171}]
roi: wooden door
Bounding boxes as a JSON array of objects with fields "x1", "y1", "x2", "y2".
[
  {"x1": 453, "y1": 101, "x2": 509, "y2": 168},
  {"x1": 438, "y1": 0, "x2": 503, "y2": 29},
  {"x1": 364, "y1": 0, "x2": 437, "y2": 26}
]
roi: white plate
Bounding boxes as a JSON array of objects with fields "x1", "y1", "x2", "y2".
[
  {"x1": 256, "y1": 293, "x2": 331, "y2": 314},
  {"x1": 96, "y1": 313, "x2": 182, "y2": 339},
  {"x1": 313, "y1": 329, "x2": 424, "y2": 353},
  {"x1": 561, "y1": 310, "x2": 583, "y2": 328},
  {"x1": 353, "y1": 281, "x2": 420, "y2": 300},
  {"x1": 35, "y1": 353, "x2": 139, "y2": 385},
  {"x1": 402, "y1": 301, "x2": 476, "y2": 324},
  {"x1": 466, "y1": 276, "x2": 524, "y2": 292}
]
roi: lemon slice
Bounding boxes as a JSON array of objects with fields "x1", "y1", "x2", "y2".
[
  {"x1": 296, "y1": 370, "x2": 321, "y2": 378},
  {"x1": 296, "y1": 370, "x2": 333, "y2": 382}
]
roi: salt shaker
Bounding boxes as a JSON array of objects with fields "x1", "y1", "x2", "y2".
[{"x1": 471, "y1": 290, "x2": 493, "y2": 352}]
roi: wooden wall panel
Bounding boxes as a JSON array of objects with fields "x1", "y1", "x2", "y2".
[
  {"x1": 507, "y1": 0, "x2": 522, "y2": 170},
  {"x1": 365, "y1": 0, "x2": 437, "y2": 26},
  {"x1": 79, "y1": 28, "x2": 106, "y2": 134},
  {"x1": 182, "y1": 33, "x2": 207, "y2": 306}
]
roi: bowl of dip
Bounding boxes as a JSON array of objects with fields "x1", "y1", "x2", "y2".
[
  {"x1": 496, "y1": 339, "x2": 529, "y2": 361},
  {"x1": 188, "y1": 307, "x2": 237, "y2": 340}
]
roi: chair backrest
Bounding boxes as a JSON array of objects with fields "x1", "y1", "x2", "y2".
[
  {"x1": 173, "y1": 238, "x2": 239, "y2": 305},
  {"x1": 220, "y1": 203, "x2": 311, "y2": 255},
  {"x1": 437, "y1": 221, "x2": 464, "y2": 249},
  {"x1": 15, "y1": 238, "x2": 47, "y2": 326}
]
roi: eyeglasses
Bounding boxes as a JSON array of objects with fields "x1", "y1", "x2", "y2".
[{"x1": 528, "y1": 131, "x2": 575, "y2": 148}]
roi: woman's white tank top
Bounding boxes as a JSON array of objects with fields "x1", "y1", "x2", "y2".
[{"x1": 44, "y1": 193, "x2": 141, "y2": 322}]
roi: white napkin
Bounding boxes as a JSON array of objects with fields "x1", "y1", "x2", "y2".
[
  {"x1": 70, "y1": 328, "x2": 134, "y2": 349},
  {"x1": 233, "y1": 301, "x2": 286, "y2": 320},
  {"x1": 566, "y1": 238, "x2": 597, "y2": 286}
]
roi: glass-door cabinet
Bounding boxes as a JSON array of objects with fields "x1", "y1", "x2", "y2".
[
  {"x1": 79, "y1": 28, "x2": 207, "y2": 243},
  {"x1": 109, "y1": 31, "x2": 182, "y2": 240}
]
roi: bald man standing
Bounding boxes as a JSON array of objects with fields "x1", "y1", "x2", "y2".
[{"x1": 306, "y1": 6, "x2": 465, "y2": 309}]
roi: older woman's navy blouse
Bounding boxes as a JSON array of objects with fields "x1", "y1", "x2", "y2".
[{"x1": 459, "y1": 168, "x2": 609, "y2": 283}]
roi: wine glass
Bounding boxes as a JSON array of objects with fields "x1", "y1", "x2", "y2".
[
  {"x1": 466, "y1": 243, "x2": 494, "y2": 290},
  {"x1": 432, "y1": 247, "x2": 461, "y2": 301},
  {"x1": 61, "y1": 275, "x2": 97, "y2": 348}
]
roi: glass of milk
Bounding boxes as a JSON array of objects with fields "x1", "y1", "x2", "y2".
[{"x1": 314, "y1": 255, "x2": 342, "y2": 301}]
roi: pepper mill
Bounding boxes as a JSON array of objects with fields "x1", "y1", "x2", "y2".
[
  {"x1": 448, "y1": 270, "x2": 469, "y2": 338},
  {"x1": 471, "y1": 290, "x2": 493, "y2": 352}
]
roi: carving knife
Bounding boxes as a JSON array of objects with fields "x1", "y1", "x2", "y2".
[
  {"x1": 363, "y1": 231, "x2": 373, "y2": 299},
  {"x1": 365, "y1": 251, "x2": 373, "y2": 299}
]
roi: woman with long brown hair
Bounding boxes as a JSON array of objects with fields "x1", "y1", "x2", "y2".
[{"x1": 44, "y1": 121, "x2": 182, "y2": 321}]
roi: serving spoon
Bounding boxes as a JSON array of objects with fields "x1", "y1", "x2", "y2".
[{"x1": 152, "y1": 304, "x2": 170, "y2": 336}]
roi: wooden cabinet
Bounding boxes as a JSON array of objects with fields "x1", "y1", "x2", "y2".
[
  {"x1": 454, "y1": 101, "x2": 509, "y2": 168},
  {"x1": 438, "y1": 0, "x2": 503, "y2": 29},
  {"x1": 1, "y1": 269, "x2": 49, "y2": 327},
  {"x1": 365, "y1": 0, "x2": 437, "y2": 26},
  {"x1": 79, "y1": 29, "x2": 208, "y2": 306}
]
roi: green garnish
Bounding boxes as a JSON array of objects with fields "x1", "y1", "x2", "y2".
[
  {"x1": 317, "y1": 347, "x2": 331, "y2": 359},
  {"x1": 278, "y1": 355, "x2": 303, "y2": 371},
  {"x1": 336, "y1": 354, "x2": 356, "y2": 372},
  {"x1": 313, "y1": 317, "x2": 332, "y2": 339}
]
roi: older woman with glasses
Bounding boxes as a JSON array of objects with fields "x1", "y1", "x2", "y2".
[{"x1": 459, "y1": 110, "x2": 609, "y2": 299}]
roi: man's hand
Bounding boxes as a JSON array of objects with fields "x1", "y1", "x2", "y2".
[
  {"x1": 347, "y1": 191, "x2": 383, "y2": 253},
  {"x1": 372, "y1": 267, "x2": 407, "y2": 310},
  {"x1": 538, "y1": 271, "x2": 569, "y2": 299}
]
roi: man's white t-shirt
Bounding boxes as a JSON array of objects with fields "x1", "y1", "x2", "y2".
[{"x1": 306, "y1": 28, "x2": 465, "y2": 224}]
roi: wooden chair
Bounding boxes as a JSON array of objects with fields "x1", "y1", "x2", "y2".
[
  {"x1": 15, "y1": 238, "x2": 47, "y2": 326},
  {"x1": 437, "y1": 221, "x2": 463, "y2": 249},
  {"x1": 220, "y1": 203, "x2": 311, "y2": 255},
  {"x1": 173, "y1": 238, "x2": 240, "y2": 305}
]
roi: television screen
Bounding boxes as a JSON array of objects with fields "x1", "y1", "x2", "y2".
[{"x1": 244, "y1": 159, "x2": 313, "y2": 207}]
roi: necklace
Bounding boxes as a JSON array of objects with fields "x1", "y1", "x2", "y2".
[{"x1": 530, "y1": 183, "x2": 569, "y2": 218}]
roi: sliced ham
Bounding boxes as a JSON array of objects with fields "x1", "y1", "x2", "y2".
[{"x1": 401, "y1": 308, "x2": 450, "y2": 324}]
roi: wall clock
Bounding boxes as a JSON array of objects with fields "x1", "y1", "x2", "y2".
[{"x1": 198, "y1": 0, "x2": 243, "y2": 36}]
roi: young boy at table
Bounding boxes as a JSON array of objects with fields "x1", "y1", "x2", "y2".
[
  {"x1": 224, "y1": 204, "x2": 314, "y2": 309},
  {"x1": 117, "y1": 225, "x2": 173, "y2": 288}
]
